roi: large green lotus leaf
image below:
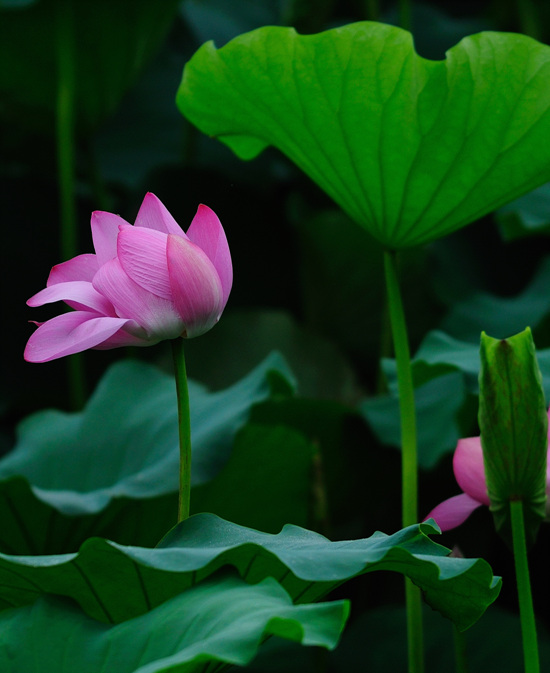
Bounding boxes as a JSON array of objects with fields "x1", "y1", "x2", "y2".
[
  {"x1": 0, "y1": 353, "x2": 293, "y2": 515},
  {"x1": 0, "y1": 575, "x2": 348, "y2": 672},
  {"x1": 0, "y1": 422, "x2": 313, "y2": 554},
  {"x1": 0, "y1": 513, "x2": 500, "y2": 631},
  {"x1": 0, "y1": 476, "x2": 177, "y2": 554},
  {"x1": 177, "y1": 23, "x2": 550, "y2": 249},
  {"x1": 392, "y1": 329, "x2": 550, "y2": 399},
  {"x1": 0, "y1": 0, "x2": 179, "y2": 132}
]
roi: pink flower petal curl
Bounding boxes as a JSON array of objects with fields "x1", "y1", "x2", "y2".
[
  {"x1": 424, "y1": 493, "x2": 484, "y2": 531},
  {"x1": 27, "y1": 281, "x2": 115, "y2": 316},
  {"x1": 24, "y1": 312, "x2": 136, "y2": 363},
  {"x1": 47, "y1": 254, "x2": 99, "y2": 286}
]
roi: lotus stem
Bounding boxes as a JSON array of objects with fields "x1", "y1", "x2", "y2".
[
  {"x1": 383, "y1": 250, "x2": 423, "y2": 673},
  {"x1": 172, "y1": 338, "x2": 192, "y2": 522}
]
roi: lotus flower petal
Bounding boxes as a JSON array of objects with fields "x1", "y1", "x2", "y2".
[
  {"x1": 47, "y1": 254, "x2": 99, "y2": 285},
  {"x1": 425, "y1": 493, "x2": 484, "y2": 531},
  {"x1": 91, "y1": 211, "x2": 129, "y2": 266},
  {"x1": 27, "y1": 281, "x2": 115, "y2": 316},
  {"x1": 454, "y1": 437, "x2": 490, "y2": 506},
  {"x1": 24, "y1": 312, "x2": 135, "y2": 363},
  {"x1": 93, "y1": 258, "x2": 183, "y2": 341},
  {"x1": 116, "y1": 225, "x2": 172, "y2": 300},
  {"x1": 135, "y1": 192, "x2": 187, "y2": 237},
  {"x1": 187, "y1": 204, "x2": 233, "y2": 307},
  {"x1": 167, "y1": 233, "x2": 223, "y2": 337}
]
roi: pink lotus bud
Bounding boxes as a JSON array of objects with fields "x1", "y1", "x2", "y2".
[{"x1": 24, "y1": 194, "x2": 232, "y2": 363}]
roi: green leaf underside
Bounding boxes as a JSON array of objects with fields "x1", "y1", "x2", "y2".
[
  {"x1": 0, "y1": 354, "x2": 293, "y2": 515},
  {"x1": 0, "y1": 513, "x2": 500, "y2": 631},
  {"x1": 0, "y1": 575, "x2": 349, "y2": 672},
  {"x1": 479, "y1": 329, "x2": 548, "y2": 543},
  {"x1": 178, "y1": 23, "x2": 550, "y2": 249}
]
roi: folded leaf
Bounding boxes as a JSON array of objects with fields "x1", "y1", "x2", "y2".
[
  {"x1": 0, "y1": 514, "x2": 500, "y2": 631},
  {"x1": 0, "y1": 574, "x2": 349, "y2": 672}
]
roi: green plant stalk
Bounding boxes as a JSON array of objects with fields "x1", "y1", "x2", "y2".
[
  {"x1": 383, "y1": 251, "x2": 423, "y2": 673},
  {"x1": 510, "y1": 499, "x2": 540, "y2": 673},
  {"x1": 172, "y1": 338, "x2": 192, "y2": 522},
  {"x1": 55, "y1": 0, "x2": 85, "y2": 409},
  {"x1": 453, "y1": 625, "x2": 470, "y2": 673}
]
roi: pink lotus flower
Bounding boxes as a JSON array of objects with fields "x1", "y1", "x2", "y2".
[
  {"x1": 425, "y1": 409, "x2": 550, "y2": 530},
  {"x1": 25, "y1": 193, "x2": 232, "y2": 363}
]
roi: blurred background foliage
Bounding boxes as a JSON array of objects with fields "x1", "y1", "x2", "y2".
[{"x1": 2, "y1": 0, "x2": 550, "y2": 670}]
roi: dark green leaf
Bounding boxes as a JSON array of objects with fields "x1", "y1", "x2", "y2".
[
  {"x1": 496, "y1": 182, "x2": 550, "y2": 241},
  {"x1": 0, "y1": 354, "x2": 292, "y2": 514},
  {"x1": 0, "y1": 355, "x2": 293, "y2": 553},
  {"x1": 0, "y1": 514, "x2": 500, "y2": 631},
  {"x1": 178, "y1": 23, "x2": 550, "y2": 248},
  {"x1": 191, "y1": 423, "x2": 314, "y2": 532},
  {"x1": 441, "y1": 257, "x2": 550, "y2": 341},
  {"x1": 385, "y1": 329, "x2": 550, "y2": 400},
  {"x1": 0, "y1": 574, "x2": 349, "y2": 672},
  {"x1": 361, "y1": 371, "x2": 466, "y2": 468}
]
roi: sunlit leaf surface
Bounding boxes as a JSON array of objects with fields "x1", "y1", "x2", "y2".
[{"x1": 178, "y1": 23, "x2": 550, "y2": 248}]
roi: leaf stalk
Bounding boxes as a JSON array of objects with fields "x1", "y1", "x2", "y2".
[{"x1": 383, "y1": 250, "x2": 423, "y2": 673}]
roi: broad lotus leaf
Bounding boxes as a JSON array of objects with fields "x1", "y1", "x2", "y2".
[
  {"x1": 0, "y1": 514, "x2": 500, "y2": 631},
  {"x1": 0, "y1": 353, "x2": 293, "y2": 515},
  {"x1": 0, "y1": 575, "x2": 349, "y2": 672},
  {"x1": 178, "y1": 22, "x2": 550, "y2": 248}
]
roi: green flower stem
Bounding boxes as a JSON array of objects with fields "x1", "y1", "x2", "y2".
[
  {"x1": 510, "y1": 499, "x2": 540, "y2": 673},
  {"x1": 55, "y1": 0, "x2": 85, "y2": 409},
  {"x1": 172, "y1": 338, "x2": 192, "y2": 522},
  {"x1": 384, "y1": 250, "x2": 423, "y2": 673}
]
